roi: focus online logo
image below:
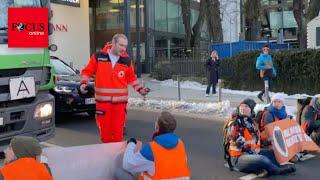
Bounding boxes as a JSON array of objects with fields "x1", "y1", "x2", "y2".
[{"x1": 12, "y1": 22, "x2": 46, "y2": 36}]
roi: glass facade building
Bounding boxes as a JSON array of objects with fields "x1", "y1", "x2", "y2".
[{"x1": 89, "y1": 0, "x2": 208, "y2": 73}]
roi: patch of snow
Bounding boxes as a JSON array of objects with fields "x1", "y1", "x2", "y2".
[
  {"x1": 128, "y1": 97, "x2": 230, "y2": 115},
  {"x1": 155, "y1": 79, "x2": 319, "y2": 99}
]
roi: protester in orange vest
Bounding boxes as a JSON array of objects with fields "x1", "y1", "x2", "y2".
[
  {"x1": 225, "y1": 99, "x2": 295, "y2": 176},
  {"x1": 0, "y1": 136, "x2": 52, "y2": 180},
  {"x1": 263, "y1": 93, "x2": 290, "y2": 125},
  {"x1": 116, "y1": 111, "x2": 191, "y2": 180},
  {"x1": 80, "y1": 33, "x2": 150, "y2": 143}
]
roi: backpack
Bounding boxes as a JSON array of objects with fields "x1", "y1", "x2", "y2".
[
  {"x1": 254, "y1": 107, "x2": 270, "y2": 132},
  {"x1": 223, "y1": 112, "x2": 243, "y2": 171},
  {"x1": 296, "y1": 97, "x2": 312, "y2": 125},
  {"x1": 222, "y1": 113, "x2": 236, "y2": 171}
]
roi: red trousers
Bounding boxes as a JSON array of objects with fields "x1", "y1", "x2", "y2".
[{"x1": 95, "y1": 102, "x2": 127, "y2": 143}]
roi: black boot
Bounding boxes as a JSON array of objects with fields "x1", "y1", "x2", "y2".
[
  {"x1": 257, "y1": 92, "x2": 264, "y2": 102},
  {"x1": 279, "y1": 164, "x2": 296, "y2": 175}
]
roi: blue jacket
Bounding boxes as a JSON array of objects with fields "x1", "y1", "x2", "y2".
[
  {"x1": 256, "y1": 53, "x2": 276, "y2": 77},
  {"x1": 140, "y1": 133, "x2": 179, "y2": 161},
  {"x1": 264, "y1": 105, "x2": 288, "y2": 125}
]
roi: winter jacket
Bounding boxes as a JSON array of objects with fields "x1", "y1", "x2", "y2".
[
  {"x1": 256, "y1": 54, "x2": 276, "y2": 78},
  {"x1": 205, "y1": 57, "x2": 219, "y2": 84},
  {"x1": 301, "y1": 105, "x2": 320, "y2": 135},
  {"x1": 263, "y1": 105, "x2": 288, "y2": 126},
  {"x1": 123, "y1": 133, "x2": 186, "y2": 176}
]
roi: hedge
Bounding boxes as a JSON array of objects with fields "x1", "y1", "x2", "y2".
[{"x1": 219, "y1": 49, "x2": 320, "y2": 95}]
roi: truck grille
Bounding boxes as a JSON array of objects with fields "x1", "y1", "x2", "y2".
[
  {"x1": 10, "y1": 111, "x2": 25, "y2": 121},
  {"x1": 0, "y1": 68, "x2": 26, "y2": 78},
  {"x1": 0, "y1": 121, "x2": 25, "y2": 134},
  {"x1": 0, "y1": 85, "x2": 9, "y2": 94}
]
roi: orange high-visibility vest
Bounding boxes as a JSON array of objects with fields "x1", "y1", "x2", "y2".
[
  {"x1": 81, "y1": 43, "x2": 141, "y2": 103},
  {"x1": 229, "y1": 128, "x2": 260, "y2": 157},
  {"x1": 139, "y1": 139, "x2": 191, "y2": 180},
  {"x1": 0, "y1": 157, "x2": 53, "y2": 180}
]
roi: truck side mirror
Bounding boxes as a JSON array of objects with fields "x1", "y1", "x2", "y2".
[{"x1": 49, "y1": 23, "x2": 53, "y2": 35}]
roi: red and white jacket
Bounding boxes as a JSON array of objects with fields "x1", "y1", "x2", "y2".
[{"x1": 81, "y1": 43, "x2": 142, "y2": 103}]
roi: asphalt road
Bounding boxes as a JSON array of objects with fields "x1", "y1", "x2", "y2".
[{"x1": 47, "y1": 109, "x2": 320, "y2": 180}]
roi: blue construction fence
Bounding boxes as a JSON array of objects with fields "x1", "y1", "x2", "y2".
[{"x1": 208, "y1": 41, "x2": 290, "y2": 59}]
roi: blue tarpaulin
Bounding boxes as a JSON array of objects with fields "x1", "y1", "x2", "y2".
[{"x1": 209, "y1": 41, "x2": 290, "y2": 59}]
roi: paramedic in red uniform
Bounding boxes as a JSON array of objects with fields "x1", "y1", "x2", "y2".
[{"x1": 80, "y1": 33, "x2": 149, "y2": 143}]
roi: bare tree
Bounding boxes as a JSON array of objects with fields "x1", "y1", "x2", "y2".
[
  {"x1": 181, "y1": 0, "x2": 207, "y2": 48},
  {"x1": 243, "y1": 0, "x2": 261, "y2": 41},
  {"x1": 181, "y1": 0, "x2": 192, "y2": 49},
  {"x1": 206, "y1": 0, "x2": 223, "y2": 43},
  {"x1": 293, "y1": 0, "x2": 308, "y2": 48},
  {"x1": 307, "y1": 0, "x2": 320, "y2": 20},
  {"x1": 191, "y1": 0, "x2": 207, "y2": 47}
]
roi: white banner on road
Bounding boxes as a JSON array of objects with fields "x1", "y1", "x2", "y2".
[{"x1": 43, "y1": 142, "x2": 126, "y2": 180}]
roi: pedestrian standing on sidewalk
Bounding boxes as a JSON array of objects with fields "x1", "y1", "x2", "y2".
[
  {"x1": 205, "y1": 50, "x2": 220, "y2": 97},
  {"x1": 80, "y1": 33, "x2": 150, "y2": 143},
  {"x1": 256, "y1": 45, "x2": 276, "y2": 102}
]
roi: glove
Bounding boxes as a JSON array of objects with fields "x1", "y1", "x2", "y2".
[
  {"x1": 138, "y1": 87, "x2": 150, "y2": 96},
  {"x1": 236, "y1": 136, "x2": 245, "y2": 148},
  {"x1": 127, "y1": 137, "x2": 137, "y2": 144}
]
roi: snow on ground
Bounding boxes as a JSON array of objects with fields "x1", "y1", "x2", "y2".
[
  {"x1": 153, "y1": 79, "x2": 318, "y2": 99},
  {"x1": 128, "y1": 97, "x2": 230, "y2": 115}
]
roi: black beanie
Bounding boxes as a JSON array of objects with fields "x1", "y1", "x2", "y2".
[{"x1": 239, "y1": 98, "x2": 257, "y2": 114}]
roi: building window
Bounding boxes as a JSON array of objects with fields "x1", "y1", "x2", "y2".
[
  {"x1": 155, "y1": 0, "x2": 167, "y2": 32},
  {"x1": 317, "y1": 27, "x2": 320, "y2": 46}
]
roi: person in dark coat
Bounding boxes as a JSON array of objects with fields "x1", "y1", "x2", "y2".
[{"x1": 205, "y1": 50, "x2": 219, "y2": 96}]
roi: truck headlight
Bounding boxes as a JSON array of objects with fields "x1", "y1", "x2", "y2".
[
  {"x1": 34, "y1": 102, "x2": 53, "y2": 120},
  {"x1": 54, "y1": 86, "x2": 73, "y2": 93}
]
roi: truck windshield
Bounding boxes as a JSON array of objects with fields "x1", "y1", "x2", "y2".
[{"x1": 0, "y1": 0, "x2": 45, "y2": 44}]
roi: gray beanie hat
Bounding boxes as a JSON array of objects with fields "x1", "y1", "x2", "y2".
[{"x1": 10, "y1": 136, "x2": 42, "y2": 159}]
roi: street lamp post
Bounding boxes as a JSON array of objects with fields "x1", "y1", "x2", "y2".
[{"x1": 136, "y1": 0, "x2": 141, "y2": 77}]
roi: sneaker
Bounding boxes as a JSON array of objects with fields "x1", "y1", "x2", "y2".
[
  {"x1": 279, "y1": 164, "x2": 296, "y2": 175},
  {"x1": 257, "y1": 94, "x2": 264, "y2": 102},
  {"x1": 205, "y1": 94, "x2": 210, "y2": 97}
]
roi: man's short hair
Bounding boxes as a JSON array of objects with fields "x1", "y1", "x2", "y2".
[
  {"x1": 157, "y1": 111, "x2": 177, "y2": 133},
  {"x1": 112, "y1": 33, "x2": 128, "y2": 43}
]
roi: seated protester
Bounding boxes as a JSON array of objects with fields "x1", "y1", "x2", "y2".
[
  {"x1": 225, "y1": 98, "x2": 296, "y2": 176},
  {"x1": 117, "y1": 111, "x2": 191, "y2": 180},
  {"x1": 301, "y1": 96, "x2": 320, "y2": 145},
  {"x1": 0, "y1": 136, "x2": 53, "y2": 180},
  {"x1": 263, "y1": 93, "x2": 290, "y2": 126}
]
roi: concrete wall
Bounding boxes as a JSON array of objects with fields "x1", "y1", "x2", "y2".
[{"x1": 50, "y1": 0, "x2": 90, "y2": 71}]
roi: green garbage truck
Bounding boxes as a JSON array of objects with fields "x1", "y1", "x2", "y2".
[{"x1": 0, "y1": 0, "x2": 55, "y2": 149}]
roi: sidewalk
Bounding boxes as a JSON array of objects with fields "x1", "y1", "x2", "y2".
[{"x1": 129, "y1": 74, "x2": 298, "y2": 109}]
